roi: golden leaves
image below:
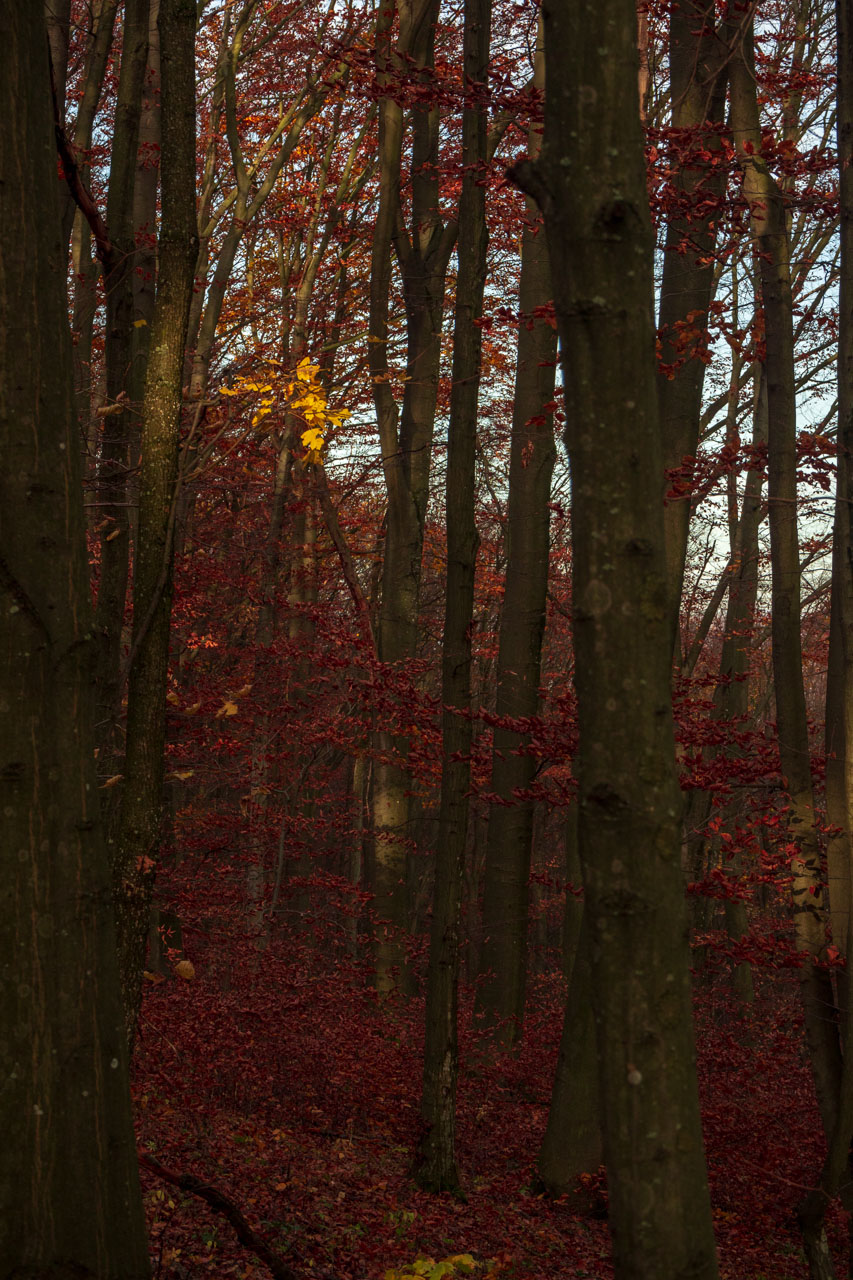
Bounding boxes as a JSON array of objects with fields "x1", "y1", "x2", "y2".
[{"x1": 217, "y1": 356, "x2": 349, "y2": 461}]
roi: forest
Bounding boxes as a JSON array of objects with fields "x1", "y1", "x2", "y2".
[{"x1": 4, "y1": 0, "x2": 853, "y2": 1276}]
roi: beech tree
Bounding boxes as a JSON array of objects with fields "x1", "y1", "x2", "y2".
[
  {"x1": 12, "y1": 0, "x2": 853, "y2": 1274},
  {"x1": 657, "y1": 0, "x2": 729, "y2": 642},
  {"x1": 0, "y1": 5, "x2": 149, "y2": 1272},
  {"x1": 476, "y1": 17, "x2": 558, "y2": 1046},
  {"x1": 112, "y1": 0, "x2": 199, "y2": 1047},
  {"x1": 419, "y1": 0, "x2": 490, "y2": 1192},
  {"x1": 796, "y1": 3, "x2": 853, "y2": 1273},
  {"x1": 516, "y1": 0, "x2": 719, "y2": 1271},
  {"x1": 91, "y1": 0, "x2": 150, "y2": 777},
  {"x1": 367, "y1": 0, "x2": 459, "y2": 993}
]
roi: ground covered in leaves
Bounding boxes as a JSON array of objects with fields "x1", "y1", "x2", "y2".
[{"x1": 134, "y1": 924, "x2": 847, "y2": 1280}]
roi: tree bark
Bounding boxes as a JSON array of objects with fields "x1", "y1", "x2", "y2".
[
  {"x1": 826, "y1": 0, "x2": 853, "y2": 978},
  {"x1": 537, "y1": 911, "x2": 602, "y2": 1194},
  {"x1": 60, "y1": 0, "x2": 122, "y2": 247},
  {"x1": 521, "y1": 0, "x2": 720, "y2": 1270},
  {"x1": 794, "y1": 1, "x2": 853, "y2": 1272},
  {"x1": 712, "y1": 366, "x2": 768, "y2": 1007},
  {"x1": 417, "y1": 0, "x2": 489, "y2": 1192},
  {"x1": 476, "y1": 17, "x2": 557, "y2": 1046},
  {"x1": 92, "y1": 0, "x2": 150, "y2": 786},
  {"x1": 0, "y1": 7, "x2": 149, "y2": 1272},
  {"x1": 368, "y1": 0, "x2": 457, "y2": 993},
  {"x1": 657, "y1": 2, "x2": 728, "y2": 645},
  {"x1": 113, "y1": 0, "x2": 199, "y2": 1048},
  {"x1": 45, "y1": 0, "x2": 71, "y2": 116}
]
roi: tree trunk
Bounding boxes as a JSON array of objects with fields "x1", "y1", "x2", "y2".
[
  {"x1": 418, "y1": 0, "x2": 489, "y2": 1192},
  {"x1": 519, "y1": 0, "x2": 720, "y2": 1270},
  {"x1": 368, "y1": 0, "x2": 456, "y2": 994},
  {"x1": 113, "y1": 0, "x2": 199, "y2": 1048},
  {"x1": 537, "y1": 911, "x2": 602, "y2": 1194},
  {"x1": 793, "y1": 2, "x2": 853, "y2": 1272},
  {"x1": 0, "y1": 7, "x2": 149, "y2": 1271},
  {"x1": 476, "y1": 17, "x2": 557, "y2": 1045},
  {"x1": 657, "y1": 2, "x2": 728, "y2": 644},
  {"x1": 92, "y1": 0, "x2": 150, "y2": 783},
  {"x1": 713, "y1": 366, "x2": 769, "y2": 1007},
  {"x1": 730, "y1": 9, "x2": 842, "y2": 1138},
  {"x1": 60, "y1": 0, "x2": 122, "y2": 248},
  {"x1": 45, "y1": 0, "x2": 71, "y2": 116},
  {"x1": 826, "y1": 0, "x2": 853, "y2": 980}
]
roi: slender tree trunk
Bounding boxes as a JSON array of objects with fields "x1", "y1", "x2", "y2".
[
  {"x1": 60, "y1": 0, "x2": 122, "y2": 248},
  {"x1": 826, "y1": 586, "x2": 850, "y2": 963},
  {"x1": 0, "y1": 8, "x2": 149, "y2": 1272},
  {"x1": 418, "y1": 0, "x2": 489, "y2": 1192},
  {"x1": 476, "y1": 19, "x2": 557, "y2": 1045},
  {"x1": 795, "y1": 2, "x2": 853, "y2": 1272},
  {"x1": 133, "y1": 0, "x2": 162, "y2": 342},
  {"x1": 368, "y1": 0, "x2": 457, "y2": 993},
  {"x1": 658, "y1": 2, "x2": 728, "y2": 644},
  {"x1": 285, "y1": 475, "x2": 320, "y2": 928},
  {"x1": 712, "y1": 367, "x2": 768, "y2": 1007},
  {"x1": 730, "y1": 9, "x2": 842, "y2": 1137},
  {"x1": 113, "y1": 0, "x2": 198, "y2": 1048},
  {"x1": 92, "y1": 0, "x2": 150, "y2": 782},
  {"x1": 515, "y1": 0, "x2": 720, "y2": 1270},
  {"x1": 45, "y1": 0, "x2": 71, "y2": 115},
  {"x1": 826, "y1": 0, "x2": 853, "y2": 976}
]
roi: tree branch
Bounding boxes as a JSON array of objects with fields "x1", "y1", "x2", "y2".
[
  {"x1": 138, "y1": 1150, "x2": 302, "y2": 1280},
  {"x1": 48, "y1": 37, "x2": 115, "y2": 270}
]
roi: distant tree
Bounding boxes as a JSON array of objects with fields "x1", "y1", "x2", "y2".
[
  {"x1": 730, "y1": 2, "x2": 841, "y2": 1133},
  {"x1": 0, "y1": 6, "x2": 149, "y2": 1273}
]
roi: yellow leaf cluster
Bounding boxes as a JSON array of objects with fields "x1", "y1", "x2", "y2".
[
  {"x1": 301, "y1": 426, "x2": 326, "y2": 464},
  {"x1": 217, "y1": 357, "x2": 349, "y2": 460}
]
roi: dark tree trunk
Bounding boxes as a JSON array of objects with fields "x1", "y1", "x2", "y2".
[
  {"x1": 827, "y1": 0, "x2": 853, "y2": 980},
  {"x1": 113, "y1": 0, "x2": 199, "y2": 1048},
  {"x1": 794, "y1": 2, "x2": 853, "y2": 1273},
  {"x1": 657, "y1": 2, "x2": 728, "y2": 645},
  {"x1": 537, "y1": 910, "x2": 602, "y2": 1194},
  {"x1": 92, "y1": 0, "x2": 150, "y2": 799},
  {"x1": 711, "y1": 369, "x2": 768, "y2": 1007},
  {"x1": 519, "y1": 0, "x2": 720, "y2": 1270},
  {"x1": 368, "y1": 0, "x2": 457, "y2": 993},
  {"x1": 418, "y1": 0, "x2": 489, "y2": 1193},
  {"x1": 0, "y1": 7, "x2": 149, "y2": 1273},
  {"x1": 477, "y1": 20, "x2": 557, "y2": 1045}
]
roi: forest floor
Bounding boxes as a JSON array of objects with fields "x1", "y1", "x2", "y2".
[{"x1": 135, "y1": 927, "x2": 846, "y2": 1280}]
